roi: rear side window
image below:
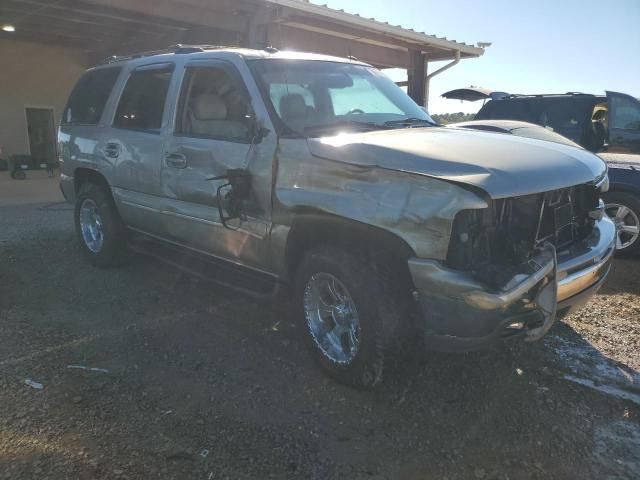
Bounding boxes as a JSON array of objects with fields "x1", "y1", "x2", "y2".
[
  {"x1": 610, "y1": 95, "x2": 640, "y2": 130},
  {"x1": 536, "y1": 98, "x2": 587, "y2": 142},
  {"x1": 62, "y1": 67, "x2": 121, "y2": 125},
  {"x1": 476, "y1": 99, "x2": 537, "y2": 122},
  {"x1": 114, "y1": 65, "x2": 173, "y2": 132}
]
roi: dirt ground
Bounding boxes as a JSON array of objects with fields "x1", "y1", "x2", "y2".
[{"x1": 0, "y1": 176, "x2": 638, "y2": 479}]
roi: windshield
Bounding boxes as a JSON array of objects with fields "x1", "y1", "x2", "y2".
[{"x1": 250, "y1": 59, "x2": 435, "y2": 136}]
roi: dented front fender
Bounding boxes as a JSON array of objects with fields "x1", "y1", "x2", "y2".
[{"x1": 273, "y1": 139, "x2": 488, "y2": 261}]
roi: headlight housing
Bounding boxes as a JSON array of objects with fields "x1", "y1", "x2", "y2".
[{"x1": 595, "y1": 172, "x2": 609, "y2": 193}]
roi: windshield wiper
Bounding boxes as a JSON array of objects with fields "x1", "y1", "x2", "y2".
[
  {"x1": 304, "y1": 120, "x2": 389, "y2": 134},
  {"x1": 383, "y1": 117, "x2": 438, "y2": 127}
]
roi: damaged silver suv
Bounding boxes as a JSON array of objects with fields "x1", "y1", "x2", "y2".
[{"x1": 59, "y1": 46, "x2": 615, "y2": 387}]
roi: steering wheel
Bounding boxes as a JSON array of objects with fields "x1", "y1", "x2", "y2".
[{"x1": 347, "y1": 108, "x2": 365, "y2": 115}]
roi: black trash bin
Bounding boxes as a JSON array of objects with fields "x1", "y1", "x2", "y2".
[{"x1": 8, "y1": 154, "x2": 31, "y2": 180}]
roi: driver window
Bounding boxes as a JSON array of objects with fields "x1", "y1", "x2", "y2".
[
  {"x1": 611, "y1": 96, "x2": 640, "y2": 130},
  {"x1": 177, "y1": 67, "x2": 251, "y2": 141}
]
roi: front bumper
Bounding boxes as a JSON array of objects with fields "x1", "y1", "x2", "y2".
[{"x1": 409, "y1": 216, "x2": 616, "y2": 351}]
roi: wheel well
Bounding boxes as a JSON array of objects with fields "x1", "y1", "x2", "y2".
[
  {"x1": 285, "y1": 210, "x2": 416, "y2": 286},
  {"x1": 74, "y1": 168, "x2": 116, "y2": 204}
]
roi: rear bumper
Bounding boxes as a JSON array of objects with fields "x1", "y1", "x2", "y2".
[{"x1": 409, "y1": 216, "x2": 616, "y2": 351}]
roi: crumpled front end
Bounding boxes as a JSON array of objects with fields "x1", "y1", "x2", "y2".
[{"x1": 409, "y1": 183, "x2": 616, "y2": 350}]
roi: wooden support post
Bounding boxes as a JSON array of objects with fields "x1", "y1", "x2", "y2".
[
  {"x1": 244, "y1": 4, "x2": 269, "y2": 49},
  {"x1": 407, "y1": 49, "x2": 426, "y2": 106}
]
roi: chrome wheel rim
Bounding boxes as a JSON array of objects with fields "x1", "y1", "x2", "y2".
[
  {"x1": 606, "y1": 203, "x2": 640, "y2": 250},
  {"x1": 303, "y1": 273, "x2": 361, "y2": 365},
  {"x1": 79, "y1": 199, "x2": 104, "y2": 253}
]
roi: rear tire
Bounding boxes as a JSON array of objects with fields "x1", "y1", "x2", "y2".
[
  {"x1": 294, "y1": 246, "x2": 404, "y2": 388},
  {"x1": 75, "y1": 182, "x2": 126, "y2": 267},
  {"x1": 603, "y1": 191, "x2": 640, "y2": 257}
]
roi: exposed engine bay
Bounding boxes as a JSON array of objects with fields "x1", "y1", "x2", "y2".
[{"x1": 446, "y1": 183, "x2": 601, "y2": 291}]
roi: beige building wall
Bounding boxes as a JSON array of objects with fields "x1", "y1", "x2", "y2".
[{"x1": 0, "y1": 39, "x2": 88, "y2": 158}]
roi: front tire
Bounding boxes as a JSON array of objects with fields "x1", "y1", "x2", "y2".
[
  {"x1": 603, "y1": 191, "x2": 640, "y2": 257},
  {"x1": 74, "y1": 183, "x2": 126, "y2": 267},
  {"x1": 294, "y1": 246, "x2": 403, "y2": 388}
]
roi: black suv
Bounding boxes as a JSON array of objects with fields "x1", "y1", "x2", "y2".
[{"x1": 475, "y1": 91, "x2": 640, "y2": 154}]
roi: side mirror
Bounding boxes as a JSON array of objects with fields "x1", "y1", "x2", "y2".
[
  {"x1": 247, "y1": 116, "x2": 270, "y2": 143},
  {"x1": 206, "y1": 169, "x2": 252, "y2": 230}
]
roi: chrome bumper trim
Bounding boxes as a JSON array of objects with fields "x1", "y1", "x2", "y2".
[{"x1": 409, "y1": 216, "x2": 616, "y2": 311}]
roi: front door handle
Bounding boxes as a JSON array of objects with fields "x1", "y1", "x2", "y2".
[
  {"x1": 165, "y1": 152, "x2": 187, "y2": 169},
  {"x1": 104, "y1": 143, "x2": 120, "y2": 159}
]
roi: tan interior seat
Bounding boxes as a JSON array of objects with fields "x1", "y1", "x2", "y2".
[
  {"x1": 187, "y1": 93, "x2": 248, "y2": 139},
  {"x1": 280, "y1": 93, "x2": 314, "y2": 130}
]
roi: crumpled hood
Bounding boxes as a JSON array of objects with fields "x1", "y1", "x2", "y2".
[{"x1": 307, "y1": 127, "x2": 606, "y2": 199}]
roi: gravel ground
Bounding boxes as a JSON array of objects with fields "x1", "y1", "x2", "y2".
[{"x1": 0, "y1": 201, "x2": 638, "y2": 480}]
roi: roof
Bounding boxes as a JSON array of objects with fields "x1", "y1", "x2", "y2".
[
  {"x1": 493, "y1": 93, "x2": 604, "y2": 102},
  {"x1": 100, "y1": 44, "x2": 369, "y2": 66},
  {"x1": 265, "y1": 0, "x2": 485, "y2": 60}
]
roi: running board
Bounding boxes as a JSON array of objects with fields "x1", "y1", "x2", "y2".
[{"x1": 128, "y1": 234, "x2": 283, "y2": 300}]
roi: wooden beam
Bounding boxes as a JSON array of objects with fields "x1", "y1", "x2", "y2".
[
  {"x1": 4, "y1": 0, "x2": 243, "y2": 57},
  {"x1": 0, "y1": 5, "x2": 186, "y2": 37},
  {"x1": 79, "y1": 0, "x2": 250, "y2": 33},
  {"x1": 5, "y1": 16, "x2": 171, "y2": 42}
]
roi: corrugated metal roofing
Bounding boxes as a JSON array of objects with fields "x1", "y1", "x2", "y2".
[{"x1": 264, "y1": 0, "x2": 484, "y2": 56}]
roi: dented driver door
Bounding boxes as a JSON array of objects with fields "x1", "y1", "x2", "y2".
[{"x1": 159, "y1": 58, "x2": 277, "y2": 273}]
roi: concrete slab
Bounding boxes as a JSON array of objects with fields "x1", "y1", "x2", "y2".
[{"x1": 0, "y1": 169, "x2": 65, "y2": 207}]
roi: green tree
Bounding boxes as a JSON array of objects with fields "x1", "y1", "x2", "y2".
[{"x1": 431, "y1": 112, "x2": 475, "y2": 125}]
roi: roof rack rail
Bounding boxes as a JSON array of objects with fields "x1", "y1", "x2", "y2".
[
  {"x1": 503, "y1": 92, "x2": 595, "y2": 99},
  {"x1": 101, "y1": 44, "x2": 227, "y2": 65}
]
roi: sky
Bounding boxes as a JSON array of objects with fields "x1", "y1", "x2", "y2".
[{"x1": 310, "y1": 0, "x2": 640, "y2": 114}]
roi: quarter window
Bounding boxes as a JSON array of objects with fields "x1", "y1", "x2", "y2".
[
  {"x1": 114, "y1": 66, "x2": 173, "y2": 132},
  {"x1": 62, "y1": 67, "x2": 121, "y2": 125}
]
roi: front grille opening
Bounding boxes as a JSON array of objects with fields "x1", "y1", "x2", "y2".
[{"x1": 447, "y1": 184, "x2": 599, "y2": 289}]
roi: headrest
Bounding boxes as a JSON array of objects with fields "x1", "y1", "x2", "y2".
[
  {"x1": 190, "y1": 94, "x2": 227, "y2": 121},
  {"x1": 280, "y1": 93, "x2": 307, "y2": 120},
  {"x1": 593, "y1": 110, "x2": 607, "y2": 122}
]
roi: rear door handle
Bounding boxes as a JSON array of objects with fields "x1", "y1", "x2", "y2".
[
  {"x1": 165, "y1": 152, "x2": 187, "y2": 169},
  {"x1": 104, "y1": 143, "x2": 120, "y2": 158}
]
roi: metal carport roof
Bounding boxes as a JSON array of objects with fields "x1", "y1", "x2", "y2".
[{"x1": 0, "y1": 0, "x2": 488, "y2": 105}]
